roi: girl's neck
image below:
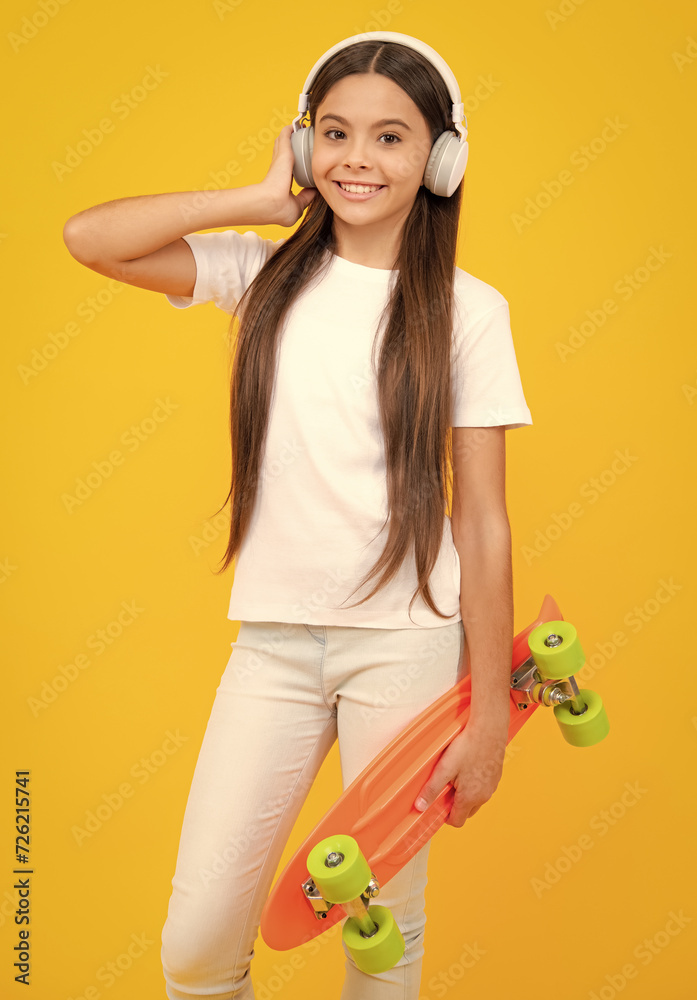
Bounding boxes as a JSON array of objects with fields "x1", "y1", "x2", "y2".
[{"x1": 332, "y1": 220, "x2": 401, "y2": 271}]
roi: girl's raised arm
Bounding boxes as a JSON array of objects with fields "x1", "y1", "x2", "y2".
[{"x1": 62, "y1": 126, "x2": 316, "y2": 298}]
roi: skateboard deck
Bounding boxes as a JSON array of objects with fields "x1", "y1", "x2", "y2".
[{"x1": 260, "y1": 594, "x2": 563, "y2": 951}]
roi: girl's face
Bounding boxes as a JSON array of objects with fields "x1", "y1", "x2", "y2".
[{"x1": 312, "y1": 73, "x2": 433, "y2": 244}]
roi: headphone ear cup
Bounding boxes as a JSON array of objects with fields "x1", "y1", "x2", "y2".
[
  {"x1": 291, "y1": 126, "x2": 315, "y2": 188},
  {"x1": 423, "y1": 131, "x2": 469, "y2": 197}
]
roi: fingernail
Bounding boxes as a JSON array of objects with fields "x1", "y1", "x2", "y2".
[{"x1": 415, "y1": 798, "x2": 427, "y2": 812}]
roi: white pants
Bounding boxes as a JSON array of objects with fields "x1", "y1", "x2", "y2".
[{"x1": 161, "y1": 618, "x2": 466, "y2": 1000}]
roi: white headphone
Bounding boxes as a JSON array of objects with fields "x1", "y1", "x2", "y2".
[{"x1": 290, "y1": 31, "x2": 469, "y2": 198}]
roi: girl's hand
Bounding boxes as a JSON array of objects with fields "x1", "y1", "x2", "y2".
[
  {"x1": 414, "y1": 720, "x2": 509, "y2": 828},
  {"x1": 259, "y1": 125, "x2": 318, "y2": 228}
]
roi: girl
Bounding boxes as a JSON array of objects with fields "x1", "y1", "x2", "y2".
[{"x1": 63, "y1": 31, "x2": 532, "y2": 1000}]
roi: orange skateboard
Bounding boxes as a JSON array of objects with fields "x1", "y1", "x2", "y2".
[{"x1": 260, "y1": 595, "x2": 609, "y2": 973}]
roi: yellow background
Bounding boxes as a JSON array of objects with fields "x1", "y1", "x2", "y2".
[{"x1": 2, "y1": 0, "x2": 696, "y2": 998}]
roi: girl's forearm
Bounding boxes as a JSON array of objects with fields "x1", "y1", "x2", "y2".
[
  {"x1": 457, "y1": 521, "x2": 513, "y2": 733},
  {"x1": 63, "y1": 183, "x2": 277, "y2": 265}
]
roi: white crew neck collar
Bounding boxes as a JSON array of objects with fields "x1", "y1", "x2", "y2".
[{"x1": 329, "y1": 251, "x2": 396, "y2": 281}]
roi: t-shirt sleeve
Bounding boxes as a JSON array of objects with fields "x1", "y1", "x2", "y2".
[
  {"x1": 451, "y1": 300, "x2": 533, "y2": 430},
  {"x1": 165, "y1": 229, "x2": 285, "y2": 315}
]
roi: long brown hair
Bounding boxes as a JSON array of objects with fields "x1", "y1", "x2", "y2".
[{"x1": 212, "y1": 40, "x2": 464, "y2": 621}]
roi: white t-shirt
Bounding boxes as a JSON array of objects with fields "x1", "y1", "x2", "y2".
[{"x1": 167, "y1": 229, "x2": 533, "y2": 629}]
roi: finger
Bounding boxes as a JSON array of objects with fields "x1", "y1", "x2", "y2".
[
  {"x1": 294, "y1": 187, "x2": 317, "y2": 211},
  {"x1": 414, "y1": 762, "x2": 453, "y2": 812},
  {"x1": 271, "y1": 126, "x2": 292, "y2": 159},
  {"x1": 451, "y1": 796, "x2": 485, "y2": 826},
  {"x1": 446, "y1": 801, "x2": 481, "y2": 829},
  {"x1": 446, "y1": 796, "x2": 471, "y2": 827},
  {"x1": 446, "y1": 810, "x2": 467, "y2": 829},
  {"x1": 278, "y1": 124, "x2": 294, "y2": 147}
]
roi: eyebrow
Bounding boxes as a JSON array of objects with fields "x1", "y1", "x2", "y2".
[{"x1": 318, "y1": 113, "x2": 412, "y2": 130}]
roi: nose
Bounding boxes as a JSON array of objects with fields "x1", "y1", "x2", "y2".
[{"x1": 342, "y1": 137, "x2": 372, "y2": 171}]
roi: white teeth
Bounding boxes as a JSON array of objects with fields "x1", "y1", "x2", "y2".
[{"x1": 338, "y1": 182, "x2": 382, "y2": 193}]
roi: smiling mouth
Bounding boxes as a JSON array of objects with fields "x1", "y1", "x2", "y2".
[{"x1": 335, "y1": 181, "x2": 385, "y2": 194}]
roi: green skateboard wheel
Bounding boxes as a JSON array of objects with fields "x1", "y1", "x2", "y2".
[
  {"x1": 306, "y1": 834, "x2": 371, "y2": 904},
  {"x1": 528, "y1": 620, "x2": 585, "y2": 679},
  {"x1": 554, "y1": 688, "x2": 609, "y2": 746},
  {"x1": 343, "y1": 905, "x2": 405, "y2": 975}
]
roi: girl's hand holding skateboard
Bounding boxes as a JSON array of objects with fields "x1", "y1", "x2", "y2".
[{"x1": 414, "y1": 717, "x2": 509, "y2": 828}]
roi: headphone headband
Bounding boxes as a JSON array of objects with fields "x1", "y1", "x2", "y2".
[{"x1": 292, "y1": 31, "x2": 467, "y2": 141}]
